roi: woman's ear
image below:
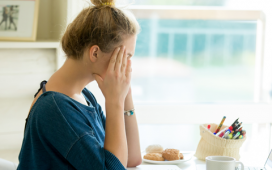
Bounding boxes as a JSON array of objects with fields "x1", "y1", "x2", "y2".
[{"x1": 89, "y1": 45, "x2": 99, "y2": 63}]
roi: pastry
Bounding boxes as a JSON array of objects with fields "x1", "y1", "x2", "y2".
[
  {"x1": 145, "y1": 144, "x2": 164, "y2": 154},
  {"x1": 162, "y1": 149, "x2": 180, "y2": 161},
  {"x1": 179, "y1": 153, "x2": 184, "y2": 159},
  {"x1": 144, "y1": 153, "x2": 165, "y2": 161}
]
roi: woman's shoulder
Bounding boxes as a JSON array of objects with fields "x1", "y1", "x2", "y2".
[
  {"x1": 33, "y1": 91, "x2": 79, "y2": 111},
  {"x1": 30, "y1": 91, "x2": 92, "y2": 121},
  {"x1": 29, "y1": 91, "x2": 94, "y2": 138}
]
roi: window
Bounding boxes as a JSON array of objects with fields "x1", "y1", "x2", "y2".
[
  {"x1": 133, "y1": 19, "x2": 257, "y2": 103},
  {"x1": 128, "y1": 7, "x2": 272, "y2": 165}
]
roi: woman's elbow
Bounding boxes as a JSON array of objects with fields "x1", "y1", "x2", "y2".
[{"x1": 127, "y1": 157, "x2": 142, "y2": 167}]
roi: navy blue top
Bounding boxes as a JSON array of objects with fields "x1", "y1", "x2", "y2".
[{"x1": 17, "y1": 81, "x2": 126, "y2": 170}]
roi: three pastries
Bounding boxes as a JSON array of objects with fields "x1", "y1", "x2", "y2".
[{"x1": 144, "y1": 145, "x2": 184, "y2": 161}]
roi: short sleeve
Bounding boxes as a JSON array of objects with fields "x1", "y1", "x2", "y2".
[{"x1": 66, "y1": 134, "x2": 126, "y2": 170}]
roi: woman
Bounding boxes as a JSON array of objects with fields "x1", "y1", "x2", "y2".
[
  {"x1": 0, "y1": 7, "x2": 8, "y2": 30},
  {"x1": 8, "y1": 6, "x2": 17, "y2": 31},
  {"x1": 17, "y1": 0, "x2": 142, "y2": 169}
]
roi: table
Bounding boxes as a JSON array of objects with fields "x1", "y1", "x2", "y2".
[{"x1": 132, "y1": 153, "x2": 266, "y2": 170}]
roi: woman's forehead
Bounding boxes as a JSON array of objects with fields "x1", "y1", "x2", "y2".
[{"x1": 122, "y1": 35, "x2": 137, "y2": 56}]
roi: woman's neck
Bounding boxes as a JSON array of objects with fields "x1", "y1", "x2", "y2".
[{"x1": 50, "y1": 57, "x2": 94, "y2": 95}]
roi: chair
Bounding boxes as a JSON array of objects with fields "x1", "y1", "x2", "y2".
[{"x1": 0, "y1": 158, "x2": 17, "y2": 170}]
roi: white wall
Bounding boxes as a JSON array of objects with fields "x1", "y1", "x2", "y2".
[{"x1": 0, "y1": 49, "x2": 56, "y2": 98}]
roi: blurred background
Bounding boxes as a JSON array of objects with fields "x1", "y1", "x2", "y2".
[{"x1": 1, "y1": 0, "x2": 272, "y2": 166}]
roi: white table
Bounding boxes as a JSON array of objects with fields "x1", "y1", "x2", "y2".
[{"x1": 132, "y1": 153, "x2": 266, "y2": 170}]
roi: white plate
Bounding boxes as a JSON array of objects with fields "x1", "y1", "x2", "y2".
[{"x1": 142, "y1": 152, "x2": 193, "y2": 165}]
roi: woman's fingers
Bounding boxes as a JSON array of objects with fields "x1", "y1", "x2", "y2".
[
  {"x1": 108, "y1": 47, "x2": 120, "y2": 72},
  {"x1": 121, "y1": 49, "x2": 127, "y2": 73},
  {"x1": 114, "y1": 46, "x2": 125, "y2": 71},
  {"x1": 125, "y1": 59, "x2": 132, "y2": 82}
]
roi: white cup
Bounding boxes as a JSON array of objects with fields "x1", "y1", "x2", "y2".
[{"x1": 206, "y1": 156, "x2": 244, "y2": 170}]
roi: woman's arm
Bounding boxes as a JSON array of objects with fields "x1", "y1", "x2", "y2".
[
  {"x1": 94, "y1": 46, "x2": 131, "y2": 168},
  {"x1": 104, "y1": 100, "x2": 127, "y2": 167},
  {"x1": 124, "y1": 88, "x2": 142, "y2": 167}
]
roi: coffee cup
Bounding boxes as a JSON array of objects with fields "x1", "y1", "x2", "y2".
[{"x1": 206, "y1": 156, "x2": 244, "y2": 170}]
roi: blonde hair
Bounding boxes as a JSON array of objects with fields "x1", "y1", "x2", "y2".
[{"x1": 61, "y1": 0, "x2": 140, "y2": 60}]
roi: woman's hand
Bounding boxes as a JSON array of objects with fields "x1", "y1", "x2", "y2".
[
  {"x1": 93, "y1": 46, "x2": 131, "y2": 104},
  {"x1": 93, "y1": 46, "x2": 131, "y2": 167}
]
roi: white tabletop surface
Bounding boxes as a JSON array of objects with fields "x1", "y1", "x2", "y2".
[{"x1": 133, "y1": 152, "x2": 266, "y2": 170}]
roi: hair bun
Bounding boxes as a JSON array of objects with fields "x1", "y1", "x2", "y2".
[{"x1": 91, "y1": 0, "x2": 115, "y2": 6}]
